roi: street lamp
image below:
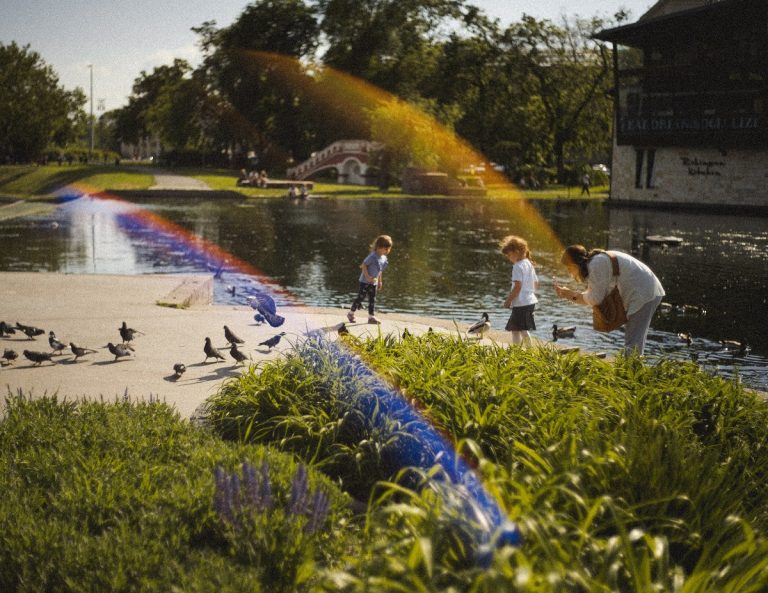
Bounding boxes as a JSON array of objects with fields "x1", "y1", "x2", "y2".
[{"x1": 88, "y1": 64, "x2": 94, "y2": 161}]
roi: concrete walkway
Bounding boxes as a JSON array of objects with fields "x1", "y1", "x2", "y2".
[
  {"x1": 149, "y1": 170, "x2": 211, "y2": 191},
  {"x1": 1, "y1": 273, "x2": 517, "y2": 419}
]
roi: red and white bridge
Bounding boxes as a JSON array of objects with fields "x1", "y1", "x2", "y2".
[{"x1": 286, "y1": 140, "x2": 381, "y2": 184}]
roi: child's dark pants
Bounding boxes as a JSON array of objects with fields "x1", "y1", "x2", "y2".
[{"x1": 351, "y1": 282, "x2": 377, "y2": 315}]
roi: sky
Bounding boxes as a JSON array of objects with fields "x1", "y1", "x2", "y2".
[{"x1": 0, "y1": 0, "x2": 654, "y2": 111}]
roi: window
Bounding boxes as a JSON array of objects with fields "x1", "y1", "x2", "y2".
[
  {"x1": 635, "y1": 149, "x2": 645, "y2": 188},
  {"x1": 645, "y1": 149, "x2": 656, "y2": 189}
]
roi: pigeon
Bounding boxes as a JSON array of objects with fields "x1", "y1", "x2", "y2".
[
  {"x1": 467, "y1": 313, "x2": 491, "y2": 339},
  {"x1": 119, "y1": 321, "x2": 144, "y2": 344},
  {"x1": 224, "y1": 325, "x2": 244, "y2": 346},
  {"x1": 70, "y1": 342, "x2": 97, "y2": 362},
  {"x1": 229, "y1": 344, "x2": 249, "y2": 365},
  {"x1": 107, "y1": 342, "x2": 134, "y2": 361},
  {"x1": 552, "y1": 324, "x2": 576, "y2": 341},
  {"x1": 253, "y1": 313, "x2": 266, "y2": 325},
  {"x1": 248, "y1": 293, "x2": 285, "y2": 327},
  {"x1": 259, "y1": 332, "x2": 286, "y2": 350},
  {"x1": 16, "y1": 323, "x2": 45, "y2": 339},
  {"x1": 204, "y1": 337, "x2": 226, "y2": 363},
  {"x1": 0, "y1": 321, "x2": 16, "y2": 336},
  {"x1": 23, "y1": 349, "x2": 55, "y2": 366},
  {"x1": 2, "y1": 348, "x2": 18, "y2": 365},
  {"x1": 337, "y1": 323, "x2": 350, "y2": 336},
  {"x1": 48, "y1": 331, "x2": 67, "y2": 355},
  {"x1": 173, "y1": 363, "x2": 186, "y2": 378}
]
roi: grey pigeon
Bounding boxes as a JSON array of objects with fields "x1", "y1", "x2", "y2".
[
  {"x1": 229, "y1": 344, "x2": 249, "y2": 365},
  {"x1": 203, "y1": 337, "x2": 226, "y2": 363},
  {"x1": 2, "y1": 349, "x2": 18, "y2": 365},
  {"x1": 107, "y1": 342, "x2": 134, "y2": 361},
  {"x1": 173, "y1": 363, "x2": 186, "y2": 378},
  {"x1": 224, "y1": 325, "x2": 244, "y2": 346},
  {"x1": 49, "y1": 331, "x2": 67, "y2": 355},
  {"x1": 16, "y1": 323, "x2": 45, "y2": 339},
  {"x1": 0, "y1": 321, "x2": 16, "y2": 336},
  {"x1": 259, "y1": 332, "x2": 286, "y2": 350},
  {"x1": 119, "y1": 321, "x2": 144, "y2": 344},
  {"x1": 23, "y1": 349, "x2": 55, "y2": 366},
  {"x1": 70, "y1": 342, "x2": 97, "y2": 362}
]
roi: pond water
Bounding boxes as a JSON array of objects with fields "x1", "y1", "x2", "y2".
[{"x1": 1, "y1": 194, "x2": 766, "y2": 391}]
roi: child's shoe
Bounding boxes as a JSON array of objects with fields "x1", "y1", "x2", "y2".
[
  {"x1": 368, "y1": 316, "x2": 381, "y2": 324},
  {"x1": 347, "y1": 311, "x2": 356, "y2": 323}
]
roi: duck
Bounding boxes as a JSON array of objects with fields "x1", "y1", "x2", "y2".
[
  {"x1": 720, "y1": 339, "x2": 749, "y2": 355},
  {"x1": 552, "y1": 324, "x2": 576, "y2": 341},
  {"x1": 467, "y1": 313, "x2": 491, "y2": 339}
]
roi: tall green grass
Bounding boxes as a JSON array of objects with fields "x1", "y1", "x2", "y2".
[
  {"x1": 0, "y1": 394, "x2": 356, "y2": 593},
  {"x1": 206, "y1": 332, "x2": 768, "y2": 591}
]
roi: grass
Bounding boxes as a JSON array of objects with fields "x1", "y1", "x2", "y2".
[
  {"x1": 0, "y1": 164, "x2": 153, "y2": 199},
  {"x1": 204, "y1": 331, "x2": 768, "y2": 591},
  {"x1": 4, "y1": 333, "x2": 768, "y2": 591},
  {"x1": 0, "y1": 394, "x2": 357, "y2": 593},
  {"x1": 1, "y1": 164, "x2": 608, "y2": 202}
]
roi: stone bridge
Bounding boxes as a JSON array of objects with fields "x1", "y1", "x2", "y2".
[{"x1": 286, "y1": 140, "x2": 381, "y2": 184}]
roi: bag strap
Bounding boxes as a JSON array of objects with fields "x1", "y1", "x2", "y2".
[{"x1": 605, "y1": 252, "x2": 620, "y2": 277}]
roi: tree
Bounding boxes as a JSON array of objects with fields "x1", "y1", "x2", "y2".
[
  {"x1": 504, "y1": 15, "x2": 614, "y2": 181},
  {"x1": 113, "y1": 59, "x2": 192, "y2": 146},
  {"x1": 0, "y1": 42, "x2": 86, "y2": 162},
  {"x1": 194, "y1": 0, "x2": 321, "y2": 168},
  {"x1": 316, "y1": 0, "x2": 473, "y2": 98}
]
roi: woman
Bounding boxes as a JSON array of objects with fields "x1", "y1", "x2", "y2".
[{"x1": 554, "y1": 245, "x2": 665, "y2": 355}]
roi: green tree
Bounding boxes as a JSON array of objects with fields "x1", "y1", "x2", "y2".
[
  {"x1": 0, "y1": 42, "x2": 86, "y2": 162},
  {"x1": 316, "y1": 0, "x2": 473, "y2": 98},
  {"x1": 194, "y1": 0, "x2": 321, "y2": 169},
  {"x1": 113, "y1": 59, "x2": 192, "y2": 146},
  {"x1": 504, "y1": 15, "x2": 614, "y2": 181}
]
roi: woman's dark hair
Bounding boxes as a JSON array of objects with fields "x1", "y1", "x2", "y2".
[{"x1": 561, "y1": 245, "x2": 605, "y2": 281}]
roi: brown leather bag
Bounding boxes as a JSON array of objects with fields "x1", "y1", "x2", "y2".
[{"x1": 592, "y1": 252, "x2": 628, "y2": 332}]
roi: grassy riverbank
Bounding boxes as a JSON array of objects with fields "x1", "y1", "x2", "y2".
[
  {"x1": 0, "y1": 164, "x2": 607, "y2": 201},
  {"x1": 3, "y1": 331, "x2": 766, "y2": 591}
]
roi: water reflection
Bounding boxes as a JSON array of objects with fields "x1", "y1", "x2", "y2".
[{"x1": 0, "y1": 195, "x2": 765, "y2": 391}]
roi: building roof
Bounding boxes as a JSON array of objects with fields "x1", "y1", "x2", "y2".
[{"x1": 594, "y1": 0, "x2": 745, "y2": 46}]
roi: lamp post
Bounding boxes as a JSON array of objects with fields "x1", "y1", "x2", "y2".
[{"x1": 88, "y1": 64, "x2": 94, "y2": 161}]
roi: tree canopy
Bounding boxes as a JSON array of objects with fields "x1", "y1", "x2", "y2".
[
  {"x1": 2, "y1": 0, "x2": 618, "y2": 178},
  {"x1": 0, "y1": 42, "x2": 86, "y2": 162}
]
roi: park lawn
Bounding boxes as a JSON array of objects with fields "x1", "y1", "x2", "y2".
[{"x1": 0, "y1": 164, "x2": 154, "y2": 198}]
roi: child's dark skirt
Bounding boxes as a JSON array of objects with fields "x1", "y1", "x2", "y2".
[{"x1": 505, "y1": 304, "x2": 536, "y2": 331}]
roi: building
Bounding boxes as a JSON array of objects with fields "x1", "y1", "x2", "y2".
[{"x1": 595, "y1": 0, "x2": 768, "y2": 209}]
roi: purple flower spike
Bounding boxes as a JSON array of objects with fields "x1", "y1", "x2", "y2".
[
  {"x1": 242, "y1": 461, "x2": 259, "y2": 508},
  {"x1": 288, "y1": 464, "x2": 310, "y2": 516},
  {"x1": 305, "y1": 489, "x2": 331, "y2": 533},
  {"x1": 259, "y1": 459, "x2": 273, "y2": 510}
]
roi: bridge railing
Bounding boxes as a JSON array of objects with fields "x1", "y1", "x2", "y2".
[{"x1": 286, "y1": 140, "x2": 382, "y2": 180}]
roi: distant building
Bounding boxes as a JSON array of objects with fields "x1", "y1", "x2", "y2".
[{"x1": 595, "y1": 0, "x2": 768, "y2": 209}]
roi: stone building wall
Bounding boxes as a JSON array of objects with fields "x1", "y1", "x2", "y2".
[{"x1": 610, "y1": 141, "x2": 768, "y2": 208}]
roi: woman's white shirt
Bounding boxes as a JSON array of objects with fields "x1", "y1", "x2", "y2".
[{"x1": 583, "y1": 251, "x2": 664, "y2": 316}]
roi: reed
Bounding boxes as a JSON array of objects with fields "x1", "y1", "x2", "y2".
[{"x1": 206, "y1": 331, "x2": 768, "y2": 590}]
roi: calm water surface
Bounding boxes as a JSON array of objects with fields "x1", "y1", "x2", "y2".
[{"x1": 1, "y1": 194, "x2": 766, "y2": 391}]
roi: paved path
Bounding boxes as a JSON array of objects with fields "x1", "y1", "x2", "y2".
[
  {"x1": 148, "y1": 170, "x2": 211, "y2": 191},
  {"x1": 1, "y1": 273, "x2": 515, "y2": 419}
]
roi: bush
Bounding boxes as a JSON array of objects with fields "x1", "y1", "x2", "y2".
[
  {"x1": 0, "y1": 395, "x2": 356, "y2": 593},
  {"x1": 207, "y1": 332, "x2": 768, "y2": 591}
]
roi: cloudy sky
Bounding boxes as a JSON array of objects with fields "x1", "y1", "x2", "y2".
[{"x1": 0, "y1": 0, "x2": 654, "y2": 111}]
